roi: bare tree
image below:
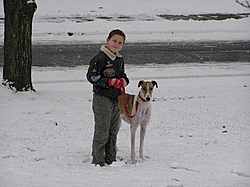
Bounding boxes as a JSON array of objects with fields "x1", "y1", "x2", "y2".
[
  {"x1": 2, "y1": 0, "x2": 37, "y2": 91},
  {"x1": 236, "y1": 0, "x2": 250, "y2": 8}
]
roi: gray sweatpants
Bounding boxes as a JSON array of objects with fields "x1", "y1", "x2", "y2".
[{"x1": 92, "y1": 93, "x2": 120, "y2": 165}]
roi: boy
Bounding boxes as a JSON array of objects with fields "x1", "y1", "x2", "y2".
[{"x1": 86, "y1": 29, "x2": 129, "y2": 166}]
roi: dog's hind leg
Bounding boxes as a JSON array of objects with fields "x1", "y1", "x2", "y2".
[{"x1": 139, "y1": 125, "x2": 147, "y2": 161}]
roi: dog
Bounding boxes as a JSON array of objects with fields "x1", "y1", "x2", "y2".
[{"x1": 118, "y1": 80, "x2": 158, "y2": 163}]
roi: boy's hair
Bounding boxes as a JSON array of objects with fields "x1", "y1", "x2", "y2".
[{"x1": 107, "y1": 29, "x2": 126, "y2": 42}]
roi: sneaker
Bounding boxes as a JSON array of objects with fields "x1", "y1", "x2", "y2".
[
  {"x1": 109, "y1": 161, "x2": 126, "y2": 167},
  {"x1": 94, "y1": 162, "x2": 105, "y2": 167},
  {"x1": 105, "y1": 159, "x2": 116, "y2": 165}
]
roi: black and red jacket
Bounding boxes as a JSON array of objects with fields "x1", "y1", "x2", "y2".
[{"x1": 86, "y1": 45, "x2": 129, "y2": 101}]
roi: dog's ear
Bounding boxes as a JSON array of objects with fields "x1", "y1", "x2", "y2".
[
  {"x1": 138, "y1": 80, "x2": 144, "y2": 87},
  {"x1": 152, "y1": 80, "x2": 158, "y2": 88}
]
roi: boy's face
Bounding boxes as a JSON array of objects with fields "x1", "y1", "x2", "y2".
[{"x1": 106, "y1": 34, "x2": 124, "y2": 53}]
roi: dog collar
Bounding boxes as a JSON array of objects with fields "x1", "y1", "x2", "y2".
[
  {"x1": 137, "y1": 93, "x2": 148, "y2": 103},
  {"x1": 121, "y1": 88, "x2": 148, "y2": 119}
]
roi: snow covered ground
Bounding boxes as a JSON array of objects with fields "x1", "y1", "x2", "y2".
[
  {"x1": 1, "y1": 63, "x2": 250, "y2": 187},
  {"x1": 0, "y1": 0, "x2": 250, "y2": 44},
  {"x1": 1, "y1": 0, "x2": 250, "y2": 186}
]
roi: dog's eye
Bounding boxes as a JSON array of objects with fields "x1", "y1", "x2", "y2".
[
  {"x1": 150, "y1": 88, "x2": 153, "y2": 91},
  {"x1": 143, "y1": 87, "x2": 147, "y2": 91}
]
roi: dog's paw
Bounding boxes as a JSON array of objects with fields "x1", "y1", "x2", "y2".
[{"x1": 140, "y1": 155, "x2": 149, "y2": 161}]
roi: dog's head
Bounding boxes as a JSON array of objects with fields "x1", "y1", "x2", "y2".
[{"x1": 138, "y1": 80, "x2": 158, "y2": 101}]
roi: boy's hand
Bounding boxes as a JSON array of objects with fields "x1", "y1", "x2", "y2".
[
  {"x1": 119, "y1": 78, "x2": 127, "y2": 87},
  {"x1": 108, "y1": 78, "x2": 122, "y2": 88},
  {"x1": 108, "y1": 78, "x2": 127, "y2": 88}
]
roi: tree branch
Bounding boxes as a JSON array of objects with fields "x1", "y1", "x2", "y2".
[{"x1": 236, "y1": 0, "x2": 250, "y2": 8}]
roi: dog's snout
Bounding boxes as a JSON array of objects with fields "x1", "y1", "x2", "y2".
[{"x1": 146, "y1": 97, "x2": 150, "y2": 101}]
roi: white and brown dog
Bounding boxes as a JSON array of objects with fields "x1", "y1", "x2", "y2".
[{"x1": 118, "y1": 80, "x2": 158, "y2": 163}]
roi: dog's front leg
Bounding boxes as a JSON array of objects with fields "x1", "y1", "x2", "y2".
[
  {"x1": 140, "y1": 109, "x2": 151, "y2": 161},
  {"x1": 130, "y1": 125, "x2": 138, "y2": 163},
  {"x1": 139, "y1": 125, "x2": 146, "y2": 161}
]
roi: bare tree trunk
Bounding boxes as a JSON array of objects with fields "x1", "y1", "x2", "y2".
[{"x1": 3, "y1": 0, "x2": 37, "y2": 91}]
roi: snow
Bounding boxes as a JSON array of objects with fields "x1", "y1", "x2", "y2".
[
  {"x1": 0, "y1": 0, "x2": 250, "y2": 44},
  {"x1": 1, "y1": 63, "x2": 250, "y2": 187},
  {"x1": 1, "y1": 0, "x2": 250, "y2": 186}
]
